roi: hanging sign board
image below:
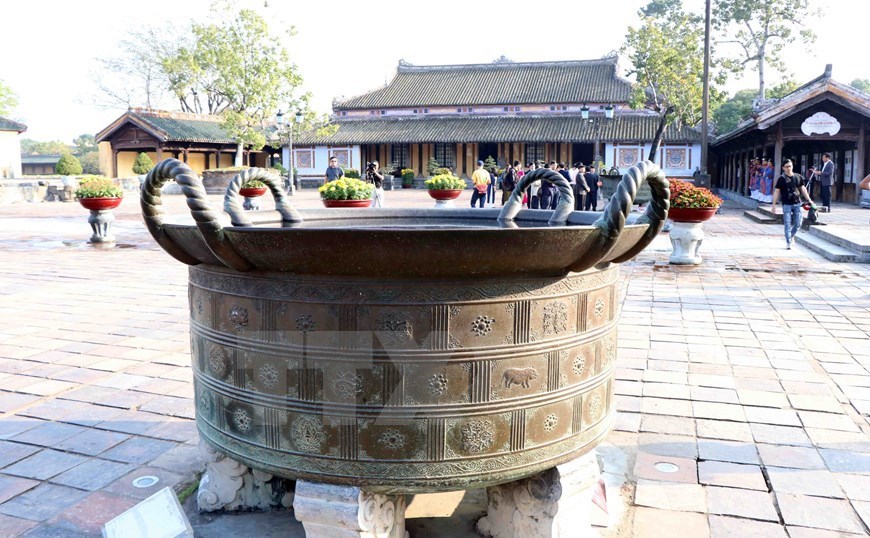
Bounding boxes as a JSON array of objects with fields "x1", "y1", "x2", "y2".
[{"x1": 801, "y1": 112, "x2": 841, "y2": 136}]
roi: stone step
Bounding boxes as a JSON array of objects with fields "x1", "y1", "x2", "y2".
[
  {"x1": 755, "y1": 205, "x2": 778, "y2": 219},
  {"x1": 743, "y1": 209, "x2": 779, "y2": 224},
  {"x1": 809, "y1": 225, "x2": 870, "y2": 253},
  {"x1": 795, "y1": 233, "x2": 859, "y2": 263}
]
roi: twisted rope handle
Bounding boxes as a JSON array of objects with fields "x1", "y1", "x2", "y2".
[
  {"x1": 141, "y1": 158, "x2": 252, "y2": 272},
  {"x1": 606, "y1": 161, "x2": 670, "y2": 264},
  {"x1": 498, "y1": 168, "x2": 575, "y2": 225},
  {"x1": 224, "y1": 168, "x2": 302, "y2": 226},
  {"x1": 569, "y1": 160, "x2": 669, "y2": 272}
]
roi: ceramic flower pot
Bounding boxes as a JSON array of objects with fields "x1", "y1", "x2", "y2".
[
  {"x1": 322, "y1": 199, "x2": 372, "y2": 208},
  {"x1": 78, "y1": 197, "x2": 122, "y2": 211},
  {"x1": 239, "y1": 187, "x2": 268, "y2": 198},
  {"x1": 427, "y1": 189, "x2": 463, "y2": 201},
  {"x1": 668, "y1": 207, "x2": 717, "y2": 223}
]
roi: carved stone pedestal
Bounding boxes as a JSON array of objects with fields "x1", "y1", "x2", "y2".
[
  {"x1": 476, "y1": 451, "x2": 601, "y2": 538},
  {"x1": 433, "y1": 199, "x2": 456, "y2": 208},
  {"x1": 243, "y1": 196, "x2": 262, "y2": 210},
  {"x1": 293, "y1": 480, "x2": 409, "y2": 538},
  {"x1": 196, "y1": 441, "x2": 294, "y2": 512},
  {"x1": 88, "y1": 210, "x2": 116, "y2": 243},
  {"x1": 668, "y1": 221, "x2": 705, "y2": 265}
]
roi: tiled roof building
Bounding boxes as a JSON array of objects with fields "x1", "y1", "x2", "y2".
[
  {"x1": 96, "y1": 108, "x2": 279, "y2": 178},
  {"x1": 0, "y1": 116, "x2": 27, "y2": 178},
  {"x1": 712, "y1": 65, "x2": 870, "y2": 204},
  {"x1": 293, "y1": 57, "x2": 701, "y2": 180}
]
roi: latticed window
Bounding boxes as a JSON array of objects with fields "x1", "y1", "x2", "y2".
[
  {"x1": 434, "y1": 143, "x2": 455, "y2": 171},
  {"x1": 390, "y1": 144, "x2": 410, "y2": 171},
  {"x1": 525, "y1": 143, "x2": 546, "y2": 165}
]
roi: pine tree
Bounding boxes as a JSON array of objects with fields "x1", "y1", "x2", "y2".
[{"x1": 132, "y1": 152, "x2": 155, "y2": 175}]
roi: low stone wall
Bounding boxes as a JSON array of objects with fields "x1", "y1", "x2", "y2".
[
  {"x1": 0, "y1": 176, "x2": 152, "y2": 204},
  {"x1": 202, "y1": 170, "x2": 243, "y2": 195},
  {"x1": 0, "y1": 181, "x2": 49, "y2": 204}
]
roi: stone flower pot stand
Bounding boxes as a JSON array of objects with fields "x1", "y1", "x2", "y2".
[
  {"x1": 78, "y1": 197, "x2": 122, "y2": 244},
  {"x1": 668, "y1": 207, "x2": 717, "y2": 265}
]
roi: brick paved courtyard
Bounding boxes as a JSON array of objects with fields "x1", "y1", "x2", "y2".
[{"x1": 0, "y1": 189, "x2": 868, "y2": 536}]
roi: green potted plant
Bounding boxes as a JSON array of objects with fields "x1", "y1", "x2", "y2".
[
  {"x1": 318, "y1": 177, "x2": 374, "y2": 208},
  {"x1": 75, "y1": 175, "x2": 124, "y2": 209},
  {"x1": 74, "y1": 175, "x2": 124, "y2": 243},
  {"x1": 239, "y1": 178, "x2": 268, "y2": 198},
  {"x1": 132, "y1": 152, "x2": 154, "y2": 184},
  {"x1": 401, "y1": 168, "x2": 415, "y2": 188},
  {"x1": 425, "y1": 173, "x2": 466, "y2": 202},
  {"x1": 344, "y1": 168, "x2": 361, "y2": 179},
  {"x1": 668, "y1": 179, "x2": 722, "y2": 222},
  {"x1": 667, "y1": 179, "x2": 723, "y2": 265}
]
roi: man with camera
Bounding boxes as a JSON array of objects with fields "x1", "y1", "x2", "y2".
[{"x1": 366, "y1": 160, "x2": 385, "y2": 208}]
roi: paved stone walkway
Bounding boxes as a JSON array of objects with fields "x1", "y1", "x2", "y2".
[{"x1": 0, "y1": 188, "x2": 867, "y2": 536}]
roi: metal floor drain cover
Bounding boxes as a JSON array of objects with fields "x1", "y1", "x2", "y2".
[
  {"x1": 132, "y1": 476, "x2": 160, "y2": 488},
  {"x1": 654, "y1": 462, "x2": 680, "y2": 473}
]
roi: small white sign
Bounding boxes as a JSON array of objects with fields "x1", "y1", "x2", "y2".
[
  {"x1": 103, "y1": 487, "x2": 193, "y2": 538},
  {"x1": 801, "y1": 112, "x2": 841, "y2": 136}
]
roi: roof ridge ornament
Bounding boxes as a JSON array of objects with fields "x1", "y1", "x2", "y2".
[
  {"x1": 492, "y1": 55, "x2": 514, "y2": 64},
  {"x1": 751, "y1": 97, "x2": 777, "y2": 112}
]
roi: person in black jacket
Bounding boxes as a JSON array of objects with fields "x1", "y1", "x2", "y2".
[
  {"x1": 584, "y1": 165, "x2": 601, "y2": 210},
  {"x1": 573, "y1": 163, "x2": 589, "y2": 210}
]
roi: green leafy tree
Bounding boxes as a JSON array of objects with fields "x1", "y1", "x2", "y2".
[
  {"x1": 55, "y1": 154, "x2": 83, "y2": 176},
  {"x1": 73, "y1": 134, "x2": 97, "y2": 156},
  {"x1": 850, "y1": 78, "x2": 870, "y2": 93},
  {"x1": 80, "y1": 152, "x2": 102, "y2": 175},
  {"x1": 622, "y1": 0, "x2": 725, "y2": 160},
  {"x1": 0, "y1": 80, "x2": 17, "y2": 117},
  {"x1": 132, "y1": 152, "x2": 155, "y2": 175},
  {"x1": 714, "y1": 0, "x2": 816, "y2": 101},
  {"x1": 20, "y1": 139, "x2": 72, "y2": 155},
  {"x1": 713, "y1": 80, "x2": 799, "y2": 133},
  {"x1": 172, "y1": 8, "x2": 305, "y2": 165}
]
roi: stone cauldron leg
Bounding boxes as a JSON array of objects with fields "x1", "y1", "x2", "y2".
[
  {"x1": 196, "y1": 441, "x2": 294, "y2": 512},
  {"x1": 293, "y1": 480, "x2": 409, "y2": 538},
  {"x1": 476, "y1": 451, "x2": 600, "y2": 538}
]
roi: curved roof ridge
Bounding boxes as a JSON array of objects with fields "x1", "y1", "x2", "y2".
[{"x1": 396, "y1": 57, "x2": 618, "y2": 72}]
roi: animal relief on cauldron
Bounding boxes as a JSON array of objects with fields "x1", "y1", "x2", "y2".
[{"x1": 502, "y1": 367, "x2": 539, "y2": 389}]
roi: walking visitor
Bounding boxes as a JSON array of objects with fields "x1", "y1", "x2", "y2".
[{"x1": 771, "y1": 159, "x2": 814, "y2": 249}]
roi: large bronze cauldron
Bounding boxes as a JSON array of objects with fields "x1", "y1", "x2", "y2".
[{"x1": 141, "y1": 160, "x2": 669, "y2": 493}]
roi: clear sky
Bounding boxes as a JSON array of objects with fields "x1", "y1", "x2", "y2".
[{"x1": 1, "y1": 0, "x2": 863, "y2": 142}]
